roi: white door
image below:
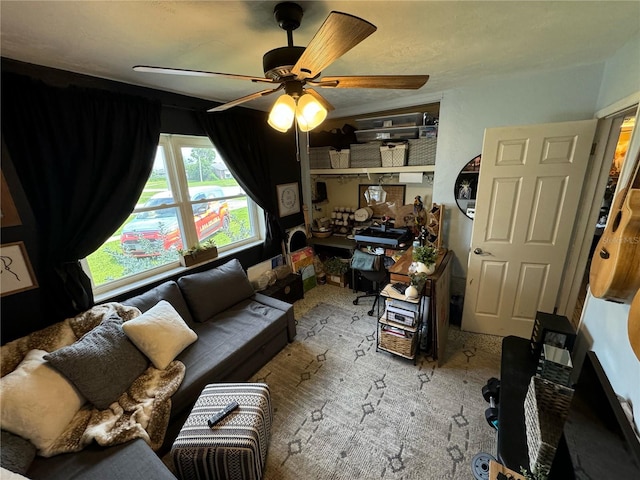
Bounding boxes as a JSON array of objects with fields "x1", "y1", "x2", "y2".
[{"x1": 462, "y1": 119, "x2": 597, "y2": 337}]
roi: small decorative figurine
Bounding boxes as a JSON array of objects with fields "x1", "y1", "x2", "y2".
[{"x1": 413, "y1": 195, "x2": 424, "y2": 215}]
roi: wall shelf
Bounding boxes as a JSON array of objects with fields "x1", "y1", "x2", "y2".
[{"x1": 310, "y1": 165, "x2": 435, "y2": 175}]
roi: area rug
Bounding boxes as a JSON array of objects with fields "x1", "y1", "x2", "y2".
[{"x1": 252, "y1": 302, "x2": 500, "y2": 480}]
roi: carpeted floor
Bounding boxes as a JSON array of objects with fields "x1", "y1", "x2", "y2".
[{"x1": 251, "y1": 284, "x2": 502, "y2": 480}]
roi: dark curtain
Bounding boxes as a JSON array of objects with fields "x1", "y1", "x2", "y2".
[
  {"x1": 197, "y1": 109, "x2": 289, "y2": 257},
  {"x1": 2, "y1": 73, "x2": 161, "y2": 318}
]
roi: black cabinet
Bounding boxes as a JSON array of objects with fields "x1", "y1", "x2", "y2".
[{"x1": 261, "y1": 274, "x2": 303, "y2": 303}]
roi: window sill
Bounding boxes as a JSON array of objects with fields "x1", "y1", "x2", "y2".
[{"x1": 93, "y1": 239, "x2": 263, "y2": 304}]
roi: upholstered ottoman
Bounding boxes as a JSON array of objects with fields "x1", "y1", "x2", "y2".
[{"x1": 171, "y1": 383, "x2": 272, "y2": 480}]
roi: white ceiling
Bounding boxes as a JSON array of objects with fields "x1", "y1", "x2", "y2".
[{"x1": 2, "y1": 1, "x2": 639, "y2": 118}]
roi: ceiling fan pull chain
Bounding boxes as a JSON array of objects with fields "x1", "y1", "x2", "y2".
[{"x1": 294, "y1": 122, "x2": 301, "y2": 162}]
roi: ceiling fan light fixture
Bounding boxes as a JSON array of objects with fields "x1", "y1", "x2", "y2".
[
  {"x1": 268, "y1": 93, "x2": 296, "y2": 132},
  {"x1": 295, "y1": 93, "x2": 327, "y2": 132}
]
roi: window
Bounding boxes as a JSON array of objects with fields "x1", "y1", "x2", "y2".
[{"x1": 84, "y1": 134, "x2": 263, "y2": 294}]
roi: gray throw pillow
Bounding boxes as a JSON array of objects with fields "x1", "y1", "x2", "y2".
[
  {"x1": 44, "y1": 313, "x2": 149, "y2": 410},
  {"x1": 177, "y1": 258, "x2": 255, "y2": 322},
  {"x1": 121, "y1": 280, "x2": 196, "y2": 327},
  {"x1": 0, "y1": 430, "x2": 36, "y2": 475}
]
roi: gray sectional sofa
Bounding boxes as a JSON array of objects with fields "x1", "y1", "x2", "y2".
[{"x1": 2, "y1": 258, "x2": 296, "y2": 479}]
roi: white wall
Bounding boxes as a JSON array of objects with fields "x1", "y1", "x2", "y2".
[
  {"x1": 579, "y1": 32, "x2": 640, "y2": 417},
  {"x1": 433, "y1": 63, "x2": 604, "y2": 291},
  {"x1": 597, "y1": 33, "x2": 640, "y2": 112},
  {"x1": 576, "y1": 294, "x2": 639, "y2": 415}
]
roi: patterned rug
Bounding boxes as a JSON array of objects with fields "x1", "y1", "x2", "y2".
[{"x1": 252, "y1": 302, "x2": 500, "y2": 480}]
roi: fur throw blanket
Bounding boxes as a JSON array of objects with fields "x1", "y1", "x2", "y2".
[{"x1": 0, "y1": 303, "x2": 185, "y2": 457}]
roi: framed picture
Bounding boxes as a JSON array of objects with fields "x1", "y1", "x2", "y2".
[
  {"x1": 0, "y1": 241, "x2": 38, "y2": 297},
  {"x1": 277, "y1": 182, "x2": 301, "y2": 217}
]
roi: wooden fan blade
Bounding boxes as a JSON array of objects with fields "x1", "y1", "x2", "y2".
[
  {"x1": 207, "y1": 86, "x2": 283, "y2": 112},
  {"x1": 133, "y1": 65, "x2": 275, "y2": 84},
  {"x1": 317, "y1": 75, "x2": 429, "y2": 89},
  {"x1": 292, "y1": 12, "x2": 376, "y2": 80},
  {"x1": 305, "y1": 88, "x2": 335, "y2": 112}
]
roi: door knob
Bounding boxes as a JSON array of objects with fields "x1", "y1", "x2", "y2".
[{"x1": 473, "y1": 247, "x2": 485, "y2": 255}]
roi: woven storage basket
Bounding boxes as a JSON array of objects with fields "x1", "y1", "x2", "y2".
[
  {"x1": 407, "y1": 138, "x2": 437, "y2": 166},
  {"x1": 309, "y1": 146, "x2": 332, "y2": 169},
  {"x1": 379, "y1": 325, "x2": 415, "y2": 357},
  {"x1": 329, "y1": 148, "x2": 350, "y2": 168},
  {"x1": 524, "y1": 376, "x2": 574, "y2": 475},
  {"x1": 380, "y1": 143, "x2": 407, "y2": 167},
  {"x1": 537, "y1": 345, "x2": 573, "y2": 386},
  {"x1": 350, "y1": 142, "x2": 382, "y2": 168}
]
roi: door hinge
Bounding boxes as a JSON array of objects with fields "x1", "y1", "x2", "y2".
[{"x1": 590, "y1": 142, "x2": 597, "y2": 155}]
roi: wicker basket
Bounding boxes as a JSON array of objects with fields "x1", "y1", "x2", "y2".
[
  {"x1": 537, "y1": 344, "x2": 573, "y2": 386},
  {"x1": 309, "y1": 146, "x2": 332, "y2": 169},
  {"x1": 329, "y1": 148, "x2": 350, "y2": 168},
  {"x1": 407, "y1": 138, "x2": 437, "y2": 166},
  {"x1": 524, "y1": 376, "x2": 574, "y2": 475},
  {"x1": 350, "y1": 142, "x2": 382, "y2": 168},
  {"x1": 379, "y1": 325, "x2": 415, "y2": 357},
  {"x1": 380, "y1": 143, "x2": 407, "y2": 167}
]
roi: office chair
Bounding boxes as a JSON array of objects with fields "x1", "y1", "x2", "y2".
[{"x1": 351, "y1": 249, "x2": 388, "y2": 316}]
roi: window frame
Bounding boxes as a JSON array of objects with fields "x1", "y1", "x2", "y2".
[{"x1": 85, "y1": 134, "x2": 264, "y2": 299}]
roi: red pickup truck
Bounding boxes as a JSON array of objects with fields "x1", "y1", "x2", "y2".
[{"x1": 120, "y1": 187, "x2": 230, "y2": 257}]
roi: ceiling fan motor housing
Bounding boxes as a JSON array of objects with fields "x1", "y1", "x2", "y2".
[{"x1": 263, "y1": 46, "x2": 305, "y2": 80}]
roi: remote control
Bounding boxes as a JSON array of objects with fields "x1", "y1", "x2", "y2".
[{"x1": 208, "y1": 401, "x2": 239, "y2": 428}]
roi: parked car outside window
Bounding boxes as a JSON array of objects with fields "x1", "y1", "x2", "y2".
[{"x1": 120, "y1": 186, "x2": 230, "y2": 257}]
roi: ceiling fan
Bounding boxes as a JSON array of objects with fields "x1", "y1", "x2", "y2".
[{"x1": 133, "y1": 2, "x2": 429, "y2": 132}]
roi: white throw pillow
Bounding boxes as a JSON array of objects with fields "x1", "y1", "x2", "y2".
[
  {"x1": 122, "y1": 300, "x2": 197, "y2": 370},
  {"x1": 0, "y1": 466, "x2": 30, "y2": 480},
  {"x1": 0, "y1": 349, "x2": 85, "y2": 451}
]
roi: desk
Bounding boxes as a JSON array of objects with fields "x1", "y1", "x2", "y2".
[
  {"x1": 307, "y1": 235, "x2": 356, "y2": 258},
  {"x1": 308, "y1": 235, "x2": 357, "y2": 289},
  {"x1": 388, "y1": 247, "x2": 453, "y2": 365}
]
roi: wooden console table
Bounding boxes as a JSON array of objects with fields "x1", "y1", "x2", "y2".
[{"x1": 388, "y1": 248, "x2": 453, "y2": 365}]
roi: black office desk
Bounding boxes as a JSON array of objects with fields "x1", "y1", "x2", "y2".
[{"x1": 307, "y1": 235, "x2": 356, "y2": 258}]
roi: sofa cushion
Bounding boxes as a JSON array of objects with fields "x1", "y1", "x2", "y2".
[
  {"x1": 0, "y1": 350, "x2": 85, "y2": 452},
  {"x1": 44, "y1": 314, "x2": 149, "y2": 410},
  {"x1": 177, "y1": 258, "x2": 255, "y2": 322},
  {"x1": 121, "y1": 280, "x2": 195, "y2": 327},
  {"x1": 26, "y1": 438, "x2": 176, "y2": 480},
  {"x1": 172, "y1": 298, "x2": 288, "y2": 415},
  {"x1": 0, "y1": 430, "x2": 36, "y2": 476},
  {"x1": 122, "y1": 300, "x2": 198, "y2": 370}
]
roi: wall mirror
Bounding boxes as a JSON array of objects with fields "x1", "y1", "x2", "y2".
[{"x1": 454, "y1": 155, "x2": 481, "y2": 219}]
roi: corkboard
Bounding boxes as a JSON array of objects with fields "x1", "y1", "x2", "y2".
[{"x1": 358, "y1": 184, "x2": 406, "y2": 218}]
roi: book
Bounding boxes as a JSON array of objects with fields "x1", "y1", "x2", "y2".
[
  {"x1": 289, "y1": 246, "x2": 316, "y2": 291},
  {"x1": 290, "y1": 246, "x2": 315, "y2": 273}
]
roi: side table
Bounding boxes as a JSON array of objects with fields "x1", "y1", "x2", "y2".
[
  {"x1": 377, "y1": 283, "x2": 424, "y2": 364},
  {"x1": 260, "y1": 273, "x2": 303, "y2": 303},
  {"x1": 388, "y1": 248, "x2": 454, "y2": 365}
]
